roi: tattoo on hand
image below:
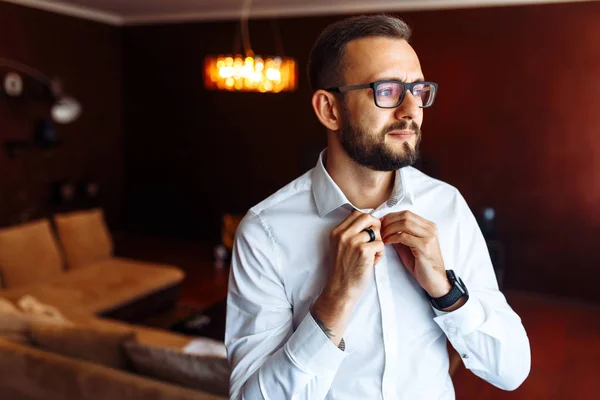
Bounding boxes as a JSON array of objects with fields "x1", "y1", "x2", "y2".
[{"x1": 311, "y1": 309, "x2": 335, "y2": 339}]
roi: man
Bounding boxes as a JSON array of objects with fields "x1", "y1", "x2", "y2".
[{"x1": 225, "y1": 15, "x2": 530, "y2": 399}]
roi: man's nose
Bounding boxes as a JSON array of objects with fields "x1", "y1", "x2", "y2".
[{"x1": 394, "y1": 90, "x2": 420, "y2": 121}]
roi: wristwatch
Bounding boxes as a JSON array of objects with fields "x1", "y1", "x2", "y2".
[{"x1": 428, "y1": 270, "x2": 469, "y2": 311}]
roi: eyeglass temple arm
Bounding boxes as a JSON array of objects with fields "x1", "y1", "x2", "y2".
[{"x1": 325, "y1": 83, "x2": 372, "y2": 93}]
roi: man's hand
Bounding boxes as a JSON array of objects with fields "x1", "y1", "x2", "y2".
[
  {"x1": 380, "y1": 211, "x2": 451, "y2": 298},
  {"x1": 312, "y1": 210, "x2": 384, "y2": 346}
]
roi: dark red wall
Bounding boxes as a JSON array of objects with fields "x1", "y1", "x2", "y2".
[
  {"x1": 406, "y1": 5, "x2": 600, "y2": 303},
  {"x1": 0, "y1": 2, "x2": 124, "y2": 226},
  {"x1": 123, "y1": 2, "x2": 600, "y2": 301}
]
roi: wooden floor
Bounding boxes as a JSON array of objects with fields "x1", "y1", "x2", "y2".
[{"x1": 118, "y1": 235, "x2": 600, "y2": 399}]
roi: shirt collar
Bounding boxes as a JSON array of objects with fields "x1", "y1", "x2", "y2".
[{"x1": 311, "y1": 149, "x2": 413, "y2": 218}]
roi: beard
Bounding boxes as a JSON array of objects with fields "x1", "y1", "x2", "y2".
[{"x1": 338, "y1": 104, "x2": 421, "y2": 172}]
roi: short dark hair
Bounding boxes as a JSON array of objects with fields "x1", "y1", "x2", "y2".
[{"x1": 307, "y1": 15, "x2": 411, "y2": 92}]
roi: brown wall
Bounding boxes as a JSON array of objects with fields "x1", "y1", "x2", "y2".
[
  {"x1": 0, "y1": 2, "x2": 124, "y2": 226},
  {"x1": 123, "y1": 2, "x2": 600, "y2": 302}
]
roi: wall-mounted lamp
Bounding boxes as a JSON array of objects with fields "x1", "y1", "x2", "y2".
[{"x1": 0, "y1": 58, "x2": 81, "y2": 124}]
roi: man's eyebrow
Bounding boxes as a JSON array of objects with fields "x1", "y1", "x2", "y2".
[{"x1": 367, "y1": 75, "x2": 426, "y2": 83}]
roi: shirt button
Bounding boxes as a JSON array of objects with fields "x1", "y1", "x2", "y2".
[{"x1": 462, "y1": 353, "x2": 469, "y2": 359}]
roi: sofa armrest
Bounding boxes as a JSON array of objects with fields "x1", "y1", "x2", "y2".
[{"x1": 0, "y1": 339, "x2": 227, "y2": 400}]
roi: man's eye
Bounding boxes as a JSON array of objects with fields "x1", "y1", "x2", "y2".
[
  {"x1": 413, "y1": 87, "x2": 429, "y2": 96},
  {"x1": 377, "y1": 88, "x2": 394, "y2": 97}
]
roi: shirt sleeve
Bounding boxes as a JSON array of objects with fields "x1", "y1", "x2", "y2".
[
  {"x1": 433, "y1": 191, "x2": 531, "y2": 391},
  {"x1": 225, "y1": 211, "x2": 348, "y2": 400}
]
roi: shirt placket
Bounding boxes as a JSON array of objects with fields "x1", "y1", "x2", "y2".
[{"x1": 374, "y1": 245, "x2": 399, "y2": 399}]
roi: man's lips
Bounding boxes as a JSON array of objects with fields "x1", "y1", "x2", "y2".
[{"x1": 387, "y1": 130, "x2": 415, "y2": 139}]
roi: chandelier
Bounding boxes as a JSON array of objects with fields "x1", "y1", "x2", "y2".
[
  {"x1": 204, "y1": 55, "x2": 296, "y2": 93},
  {"x1": 204, "y1": 0, "x2": 297, "y2": 93}
]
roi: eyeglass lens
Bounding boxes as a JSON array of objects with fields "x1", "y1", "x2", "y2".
[{"x1": 375, "y1": 82, "x2": 436, "y2": 108}]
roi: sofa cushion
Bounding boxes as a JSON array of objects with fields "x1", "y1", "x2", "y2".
[
  {"x1": 0, "y1": 297, "x2": 68, "y2": 344},
  {"x1": 29, "y1": 321, "x2": 136, "y2": 370},
  {"x1": 0, "y1": 219, "x2": 64, "y2": 288},
  {"x1": 0, "y1": 258, "x2": 184, "y2": 315},
  {"x1": 0, "y1": 311, "x2": 30, "y2": 336},
  {"x1": 0, "y1": 297, "x2": 18, "y2": 314},
  {"x1": 124, "y1": 340, "x2": 230, "y2": 396},
  {"x1": 54, "y1": 208, "x2": 114, "y2": 270},
  {"x1": 93, "y1": 317, "x2": 194, "y2": 351}
]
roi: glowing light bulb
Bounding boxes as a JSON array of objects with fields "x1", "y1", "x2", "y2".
[
  {"x1": 266, "y1": 68, "x2": 281, "y2": 81},
  {"x1": 205, "y1": 54, "x2": 297, "y2": 92}
]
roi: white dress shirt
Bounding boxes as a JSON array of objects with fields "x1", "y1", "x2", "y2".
[{"x1": 226, "y1": 150, "x2": 531, "y2": 400}]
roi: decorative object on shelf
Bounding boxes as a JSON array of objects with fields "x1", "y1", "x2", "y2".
[
  {"x1": 4, "y1": 119, "x2": 62, "y2": 157},
  {"x1": 50, "y1": 180, "x2": 100, "y2": 211},
  {"x1": 80, "y1": 181, "x2": 100, "y2": 201},
  {"x1": 0, "y1": 58, "x2": 81, "y2": 124},
  {"x1": 204, "y1": 0, "x2": 297, "y2": 93},
  {"x1": 50, "y1": 181, "x2": 77, "y2": 206},
  {"x1": 34, "y1": 119, "x2": 60, "y2": 148}
]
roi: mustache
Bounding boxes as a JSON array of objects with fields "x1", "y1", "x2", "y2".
[{"x1": 382, "y1": 120, "x2": 420, "y2": 135}]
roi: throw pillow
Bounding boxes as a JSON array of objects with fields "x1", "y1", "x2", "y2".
[
  {"x1": 0, "y1": 297, "x2": 66, "y2": 344},
  {"x1": 29, "y1": 321, "x2": 135, "y2": 370},
  {"x1": 53, "y1": 208, "x2": 114, "y2": 269},
  {"x1": 17, "y1": 295, "x2": 68, "y2": 323},
  {"x1": 0, "y1": 219, "x2": 65, "y2": 288},
  {"x1": 124, "y1": 340, "x2": 230, "y2": 396},
  {"x1": 182, "y1": 337, "x2": 228, "y2": 358}
]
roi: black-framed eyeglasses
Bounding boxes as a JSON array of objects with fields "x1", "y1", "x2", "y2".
[{"x1": 326, "y1": 80, "x2": 438, "y2": 109}]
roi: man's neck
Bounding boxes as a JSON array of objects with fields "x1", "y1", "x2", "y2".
[{"x1": 325, "y1": 146, "x2": 395, "y2": 211}]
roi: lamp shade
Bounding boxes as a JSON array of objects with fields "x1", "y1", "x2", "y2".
[{"x1": 51, "y1": 96, "x2": 81, "y2": 124}]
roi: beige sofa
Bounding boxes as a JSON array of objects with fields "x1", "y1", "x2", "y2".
[
  {"x1": 0, "y1": 338, "x2": 226, "y2": 400},
  {"x1": 0, "y1": 209, "x2": 185, "y2": 315},
  {"x1": 0, "y1": 209, "x2": 229, "y2": 399}
]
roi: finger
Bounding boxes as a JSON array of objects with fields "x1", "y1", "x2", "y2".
[
  {"x1": 380, "y1": 218, "x2": 430, "y2": 241},
  {"x1": 358, "y1": 241, "x2": 385, "y2": 265},
  {"x1": 347, "y1": 213, "x2": 382, "y2": 236},
  {"x1": 332, "y1": 210, "x2": 365, "y2": 237},
  {"x1": 350, "y1": 229, "x2": 381, "y2": 247},
  {"x1": 382, "y1": 210, "x2": 436, "y2": 232},
  {"x1": 339, "y1": 214, "x2": 382, "y2": 250},
  {"x1": 383, "y1": 231, "x2": 421, "y2": 249}
]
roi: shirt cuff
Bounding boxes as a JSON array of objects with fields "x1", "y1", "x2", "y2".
[
  {"x1": 284, "y1": 312, "x2": 348, "y2": 376},
  {"x1": 433, "y1": 295, "x2": 486, "y2": 336}
]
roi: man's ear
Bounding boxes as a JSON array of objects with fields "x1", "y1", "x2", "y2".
[{"x1": 311, "y1": 90, "x2": 342, "y2": 131}]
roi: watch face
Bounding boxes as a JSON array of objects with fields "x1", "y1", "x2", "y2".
[{"x1": 446, "y1": 269, "x2": 457, "y2": 282}]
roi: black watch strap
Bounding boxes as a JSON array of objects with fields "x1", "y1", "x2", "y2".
[{"x1": 428, "y1": 270, "x2": 469, "y2": 310}]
